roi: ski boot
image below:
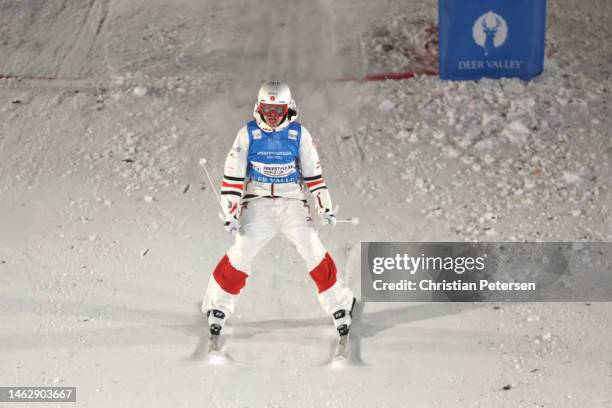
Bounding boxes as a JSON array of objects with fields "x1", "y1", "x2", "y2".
[
  {"x1": 332, "y1": 297, "x2": 356, "y2": 337},
  {"x1": 207, "y1": 309, "x2": 226, "y2": 335},
  {"x1": 331, "y1": 298, "x2": 357, "y2": 362},
  {"x1": 206, "y1": 309, "x2": 226, "y2": 356}
]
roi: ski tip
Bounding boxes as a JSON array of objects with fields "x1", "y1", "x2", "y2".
[
  {"x1": 329, "y1": 354, "x2": 350, "y2": 368},
  {"x1": 329, "y1": 336, "x2": 351, "y2": 368},
  {"x1": 205, "y1": 350, "x2": 226, "y2": 365}
]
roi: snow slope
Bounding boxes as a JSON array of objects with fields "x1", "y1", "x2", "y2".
[{"x1": 1, "y1": 0, "x2": 611, "y2": 407}]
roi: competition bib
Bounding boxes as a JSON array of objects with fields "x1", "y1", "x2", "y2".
[{"x1": 246, "y1": 120, "x2": 302, "y2": 184}]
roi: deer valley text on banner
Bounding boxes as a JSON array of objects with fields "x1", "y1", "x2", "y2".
[{"x1": 438, "y1": 0, "x2": 547, "y2": 81}]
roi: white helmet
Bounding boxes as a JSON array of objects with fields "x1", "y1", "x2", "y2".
[
  {"x1": 258, "y1": 81, "x2": 292, "y2": 105},
  {"x1": 254, "y1": 81, "x2": 298, "y2": 130}
]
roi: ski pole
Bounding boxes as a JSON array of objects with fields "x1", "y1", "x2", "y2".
[
  {"x1": 200, "y1": 158, "x2": 240, "y2": 235},
  {"x1": 330, "y1": 205, "x2": 359, "y2": 225},
  {"x1": 336, "y1": 217, "x2": 360, "y2": 225},
  {"x1": 199, "y1": 158, "x2": 224, "y2": 212}
]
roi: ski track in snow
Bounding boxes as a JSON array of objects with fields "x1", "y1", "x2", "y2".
[{"x1": 1, "y1": 0, "x2": 612, "y2": 407}]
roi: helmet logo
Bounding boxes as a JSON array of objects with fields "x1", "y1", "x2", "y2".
[{"x1": 270, "y1": 95, "x2": 276, "y2": 101}]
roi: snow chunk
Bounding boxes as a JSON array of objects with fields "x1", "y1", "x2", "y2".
[
  {"x1": 482, "y1": 212, "x2": 496, "y2": 221},
  {"x1": 511, "y1": 97, "x2": 536, "y2": 112},
  {"x1": 442, "y1": 146, "x2": 460, "y2": 158},
  {"x1": 483, "y1": 154, "x2": 495, "y2": 165},
  {"x1": 503, "y1": 121, "x2": 530, "y2": 145},
  {"x1": 474, "y1": 139, "x2": 493, "y2": 150},
  {"x1": 133, "y1": 86, "x2": 149, "y2": 97},
  {"x1": 447, "y1": 111, "x2": 455, "y2": 125},
  {"x1": 484, "y1": 228, "x2": 498, "y2": 237},
  {"x1": 481, "y1": 112, "x2": 498, "y2": 126},
  {"x1": 562, "y1": 171, "x2": 582, "y2": 185},
  {"x1": 395, "y1": 129, "x2": 411, "y2": 140},
  {"x1": 524, "y1": 179, "x2": 536, "y2": 190},
  {"x1": 378, "y1": 99, "x2": 395, "y2": 112},
  {"x1": 432, "y1": 130, "x2": 445, "y2": 140}
]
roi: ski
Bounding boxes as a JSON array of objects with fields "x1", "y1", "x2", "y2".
[
  {"x1": 186, "y1": 328, "x2": 225, "y2": 363},
  {"x1": 203, "y1": 333, "x2": 229, "y2": 364},
  {"x1": 207, "y1": 333, "x2": 222, "y2": 356},
  {"x1": 331, "y1": 332, "x2": 350, "y2": 362}
]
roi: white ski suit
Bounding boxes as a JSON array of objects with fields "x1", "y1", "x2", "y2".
[{"x1": 202, "y1": 107, "x2": 354, "y2": 317}]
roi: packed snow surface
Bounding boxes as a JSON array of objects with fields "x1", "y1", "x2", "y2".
[{"x1": 1, "y1": 0, "x2": 611, "y2": 407}]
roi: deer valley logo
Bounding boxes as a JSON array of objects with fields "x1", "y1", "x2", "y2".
[{"x1": 472, "y1": 11, "x2": 508, "y2": 56}]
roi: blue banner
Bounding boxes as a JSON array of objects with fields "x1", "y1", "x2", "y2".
[{"x1": 439, "y1": 0, "x2": 546, "y2": 81}]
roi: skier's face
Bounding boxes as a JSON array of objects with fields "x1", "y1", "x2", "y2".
[{"x1": 260, "y1": 103, "x2": 287, "y2": 128}]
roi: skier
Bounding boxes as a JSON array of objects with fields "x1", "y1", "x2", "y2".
[{"x1": 201, "y1": 81, "x2": 355, "y2": 342}]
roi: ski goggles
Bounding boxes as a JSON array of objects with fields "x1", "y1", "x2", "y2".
[{"x1": 259, "y1": 102, "x2": 288, "y2": 116}]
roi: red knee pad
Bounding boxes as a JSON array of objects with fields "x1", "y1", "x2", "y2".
[
  {"x1": 309, "y1": 253, "x2": 338, "y2": 293},
  {"x1": 213, "y1": 255, "x2": 248, "y2": 295}
]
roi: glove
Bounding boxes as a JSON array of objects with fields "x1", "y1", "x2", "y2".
[
  {"x1": 319, "y1": 208, "x2": 337, "y2": 227},
  {"x1": 223, "y1": 214, "x2": 240, "y2": 234},
  {"x1": 220, "y1": 198, "x2": 240, "y2": 234}
]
